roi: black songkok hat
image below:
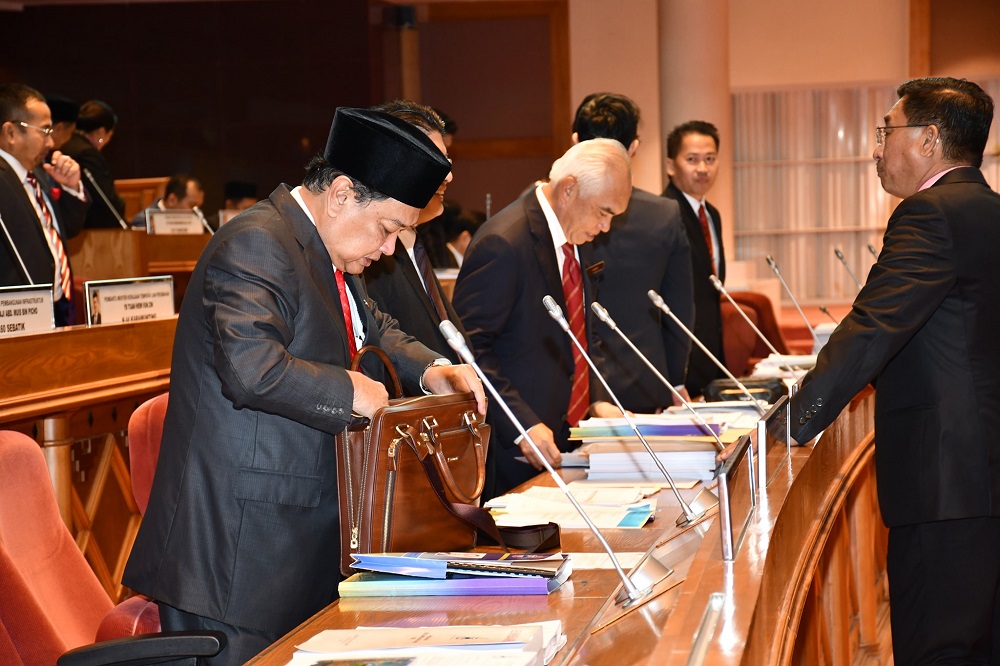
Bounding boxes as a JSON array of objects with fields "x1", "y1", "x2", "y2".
[
  {"x1": 46, "y1": 95, "x2": 79, "y2": 125},
  {"x1": 323, "y1": 107, "x2": 451, "y2": 209}
]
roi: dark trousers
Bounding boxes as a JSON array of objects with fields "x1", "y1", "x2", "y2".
[
  {"x1": 887, "y1": 517, "x2": 1000, "y2": 665},
  {"x1": 158, "y1": 602, "x2": 280, "y2": 666}
]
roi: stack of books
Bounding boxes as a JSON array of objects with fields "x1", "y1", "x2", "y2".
[{"x1": 338, "y1": 552, "x2": 572, "y2": 597}]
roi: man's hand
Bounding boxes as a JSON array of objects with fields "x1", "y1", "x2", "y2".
[
  {"x1": 422, "y1": 363, "x2": 487, "y2": 415},
  {"x1": 348, "y1": 370, "x2": 389, "y2": 417},
  {"x1": 672, "y1": 386, "x2": 692, "y2": 406},
  {"x1": 591, "y1": 401, "x2": 625, "y2": 419},
  {"x1": 519, "y1": 423, "x2": 561, "y2": 470},
  {"x1": 42, "y1": 150, "x2": 82, "y2": 191}
]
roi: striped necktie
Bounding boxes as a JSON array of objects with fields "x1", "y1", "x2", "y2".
[
  {"x1": 561, "y1": 243, "x2": 589, "y2": 427},
  {"x1": 26, "y1": 173, "x2": 71, "y2": 300}
]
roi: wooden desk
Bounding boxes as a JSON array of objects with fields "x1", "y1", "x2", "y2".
[
  {"x1": 67, "y1": 229, "x2": 211, "y2": 311},
  {"x1": 247, "y1": 389, "x2": 889, "y2": 665}
]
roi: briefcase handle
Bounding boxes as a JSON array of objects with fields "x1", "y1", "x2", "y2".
[
  {"x1": 410, "y1": 415, "x2": 487, "y2": 504},
  {"x1": 350, "y1": 345, "x2": 403, "y2": 399}
]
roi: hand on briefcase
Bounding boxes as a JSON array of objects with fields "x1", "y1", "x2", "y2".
[
  {"x1": 336, "y1": 346, "x2": 493, "y2": 577},
  {"x1": 703, "y1": 377, "x2": 787, "y2": 404}
]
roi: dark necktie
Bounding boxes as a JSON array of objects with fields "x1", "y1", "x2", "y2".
[
  {"x1": 413, "y1": 238, "x2": 449, "y2": 322},
  {"x1": 698, "y1": 203, "x2": 716, "y2": 275},
  {"x1": 335, "y1": 269, "x2": 357, "y2": 360},
  {"x1": 26, "y1": 173, "x2": 72, "y2": 300},
  {"x1": 561, "y1": 243, "x2": 589, "y2": 427}
]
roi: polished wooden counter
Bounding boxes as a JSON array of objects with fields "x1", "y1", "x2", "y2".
[{"x1": 247, "y1": 389, "x2": 888, "y2": 665}]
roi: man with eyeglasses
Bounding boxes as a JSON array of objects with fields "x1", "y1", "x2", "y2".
[
  {"x1": 0, "y1": 83, "x2": 89, "y2": 326},
  {"x1": 662, "y1": 120, "x2": 726, "y2": 398},
  {"x1": 789, "y1": 77, "x2": 1000, "y2": 664}
]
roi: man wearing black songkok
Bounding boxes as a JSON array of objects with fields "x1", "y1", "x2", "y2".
[{"x1": 123, "y1": 107, "x2": 485, "y2": 665}]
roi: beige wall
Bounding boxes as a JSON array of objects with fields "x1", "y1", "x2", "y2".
[
  {"x1": 567, "y1": 0, "x2": 664, "y2": 193},
  {"x1": 728, "y1": 0, "x2": 910, "y2": 89}
]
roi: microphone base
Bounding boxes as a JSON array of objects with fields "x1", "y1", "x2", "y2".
[
  {"x1": 614, "y1": 553, "x2": 674, "y2": 607},
  {"x1": 675, "y1": 486, "x2": 720, "y2": 527}
]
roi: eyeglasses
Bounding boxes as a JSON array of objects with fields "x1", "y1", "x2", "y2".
[
  {"x1": 875, "y1": 124, "x2": 930, "y2": 145},
  {"x1": 17, "y1": 121, "x2": 55, "y2": 137}
]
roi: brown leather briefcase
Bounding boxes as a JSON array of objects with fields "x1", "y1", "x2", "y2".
[{"x1": 336, "y1": 346, "x2": 491, "y2": 577}]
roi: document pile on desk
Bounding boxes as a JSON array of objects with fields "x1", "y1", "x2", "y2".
[
  {"x1": 750, "y1": 352, "x2": 815, "y2": 380},
  {"x1": 286, "y1": 619, "x2": 566, "y2": 666},
  {"x1": 485, "y1": 483, "x2": 657, "y2": 529},
  {"x1": 338, "y1": 551, "x2": 572, "y2": 597}
]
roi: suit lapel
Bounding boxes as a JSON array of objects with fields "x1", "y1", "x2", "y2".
[
  {"x1": 269, "y1": 185, "x2": 355, "y2": 359},
  {"x1": 395, "y1": 243, "x2": 441, "y2": 324},
  {"x1": 0, "y1": 160, "x2": 51, "y2": 284}
]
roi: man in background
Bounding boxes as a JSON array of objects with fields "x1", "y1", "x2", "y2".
[
  {"x1": 578, "y1": 93, "x2": 694, "y2": 412},
  {"x1": 662, "y1": 120, "x2": 725, "y2": 397},
  {"x1": 453, "y1": 138, "x2": 631, "y2": 498},
  {"x1": 45, "y1": 94, "x2": 79, "y2": 151},
  {"x1": 130, "y1": 172, "x2": 205, "y2": 228},
  {"x1": 789, "y1": 77, "x2": 1000, "y2": 664},
  {"x1": 0, "y1": 83, "x2": 89, "y2": 326}
]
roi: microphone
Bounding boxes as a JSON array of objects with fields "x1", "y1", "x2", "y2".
[
  {"x1": 647, "y1": 290, "x2": 767, "y2": 415},
  {"x1": 542, "y1": 295, "x2": 708, "y2": 527},
  {"x1": 192, "y1": 206, "x2": 215, "y2": 236},
  {"x1": 765, "y1": 255, "x2": 819, "y2": 349},
  {"x1": 0, "y1": 212, "x2": 35, "y2": 283},
  {"x1": 82, "y1": 168, "x2": 128, "y2": 230},
  {"x1": 833, "y1": 247, "x2": 862, "y2": 290},
  {"x1": 708, "y1": 275, "x2": 798, "y2": 377},
  {"x1": 438, "y1": 319, "x2": 672, "y2": 607},
  {"x1": 867, "y1": 243, "x2": 879, "y2": 259},
  {"x1": 818, "y1": 305, "x2": 839, "y2": 323}
]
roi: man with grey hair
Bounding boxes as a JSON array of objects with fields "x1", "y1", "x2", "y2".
[{"x1": 453, "y1": 138, "x2": 631, "y2": 498}]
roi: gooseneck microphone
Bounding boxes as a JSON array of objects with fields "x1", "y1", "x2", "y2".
[
  {"x1": 82, "y1": 168, "x2": 129, "y2": 230},
  {"x1": 647, "y1": 290, "x2": 767, "y2": 415},
  {"x1": 0, "y1": 212, "x2": 34, "y2": 283},
  {"x1": 543, "y1": 295, "x2": 705, "y2": 527},
  {"x1": 192, "y1": 206, "x2": 215, "y2": 236},
  {"x1": 834, "y1": 247, "x2": 862, "y2": 290},
  {"x1": 766, "y1": 255, "x2": 819, "y2": 349},
  {"x1": 867, "y1": 243, "x2": 879, "y2": 260},
  {"x1": 818, "y1": 305, "x2": 839, "y2": 323},
  {"x1": 708, "y1": 275, "x2": 798, "y2": 377},
  {"x1": 438, "y1": 319, "x2": 667, "y2": 606}
]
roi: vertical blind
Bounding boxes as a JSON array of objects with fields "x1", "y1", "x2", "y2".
[{"x1": 732, "y1": 79, "x2": 1000, "y2": 305}]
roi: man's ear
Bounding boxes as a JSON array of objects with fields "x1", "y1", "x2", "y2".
[
  {"x1": 327, "y1": 174, "x2": 353, "y2": 215},
  {"x1": 627, "y1": 138, "x2": 640, "y2": 158},
  {"x1": 920, "y1": 125, "x2": 941, "y2": 157},
  {"x1": 571, "y1": 132, "x2": 580, "y2": 145},
  {"x1": 558, "y1": 175, "x2": 577, "y2": 206}
]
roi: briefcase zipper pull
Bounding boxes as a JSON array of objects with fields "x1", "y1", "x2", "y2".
[{"x1": 350, "y1": 526, "x2": 359, "y2": 550}]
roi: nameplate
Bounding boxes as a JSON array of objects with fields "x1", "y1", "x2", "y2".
[
  {"x1": 146, "y1": 209, "x2": 204, "y2": 235},
  {"x1": 0, "y1": 284, "x2": 55, "y2": 336},
  {"x1": 218, "y1": 209, "x2": 240, "y2": 226},
  {"x1": 84, "y1": 276, "x2": 175, "y2": 325}
]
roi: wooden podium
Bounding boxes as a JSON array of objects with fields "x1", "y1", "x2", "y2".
[{"x1": 67, "y1": 229, "x2": 211, "y2": 311}]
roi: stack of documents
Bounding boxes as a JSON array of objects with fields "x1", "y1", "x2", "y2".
[
  {"x1": 571, "y1": 414, "x2": 726, "y2": 441},
  {"x1": 485, "y1": 484, "x2": 655, "y2": 529},
  {"x1": 584, "y1": 438, "x2": 719, "y2": 482},
  {"x1": 751, "y1": 353, "x2": 815, "y2": 380},
  {"x1": 287, "y1": 620, "x2": 566, "y2": 666},
  {"x1": 339, "y1": 552, "x2": 572, "y2": 597}
]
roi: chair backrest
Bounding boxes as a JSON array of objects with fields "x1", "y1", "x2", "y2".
[
  {"x1": 128, "y1": 393, "x2": 169, "y2": 515},
  {"x1": 0, "y1": 431, "x2": 114, "y2": 665}
]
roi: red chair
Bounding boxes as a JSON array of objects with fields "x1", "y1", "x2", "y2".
[
  {"x1": 721, "y1": 291, "x2": 792, "y2": 375},
  {"x1": 128, "y1": 392, "x2": 169, "y2": 515},
  {"x1": 0, "y1": 430, "x2": 223, "y2": 665}
]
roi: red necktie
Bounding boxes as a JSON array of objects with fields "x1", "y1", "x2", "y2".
[
  {"x1": 26, "y1": 173, "x2": 72, "y2": 300},
  {"x1": 335, "y1": 269, "x2": 357, "y2": 360},
  {"x1": 561, "y1": 243, "x2": 589, "y2": 427},
  {"x1": 698, "y1": 203, "x2": 716, "y2": 275}
]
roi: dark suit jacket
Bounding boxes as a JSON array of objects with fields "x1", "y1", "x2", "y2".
[
  {"x1": 452, "y1": 189, "x2": 607, "y2": 497},
  {"x1": 590, "y1": 188, "x2": 694, "y2": 412},
  {"x1": 663, "y1": 181, "x2": 726, "y2": 396},
  {"x1": 0, "y1": 158, "x2": 88, "y2": 289},
  {"x1": 123, "y1": 184, "x2": 440, "y2": 635},
  {"x1": 791, "y1": 167, "x2": 1000, "y2": 528},
  {"x1": 60, "y1": 133, "x2": 125, "y2": 229},
  {"x1": 364, "y1": 240, "x2": 468, "y2": 365}
]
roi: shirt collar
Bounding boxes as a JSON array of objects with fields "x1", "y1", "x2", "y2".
[
  {"x1": 535, "y1": 183, "x2": 568, "y2": 248},
  {"x1": 919, "y1": 166, "x2": 964, "y2": 191},
  {"x1": 0, "y1": 148, "x2": 29, "y2": 183}
]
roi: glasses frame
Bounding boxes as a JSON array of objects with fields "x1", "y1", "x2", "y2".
[
  {"x1": 17, "y1": 121, "x2": 55, "y2": 137},
  {"x1": 875, "y1": 124, "x2": 931, "y2": 145}
]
